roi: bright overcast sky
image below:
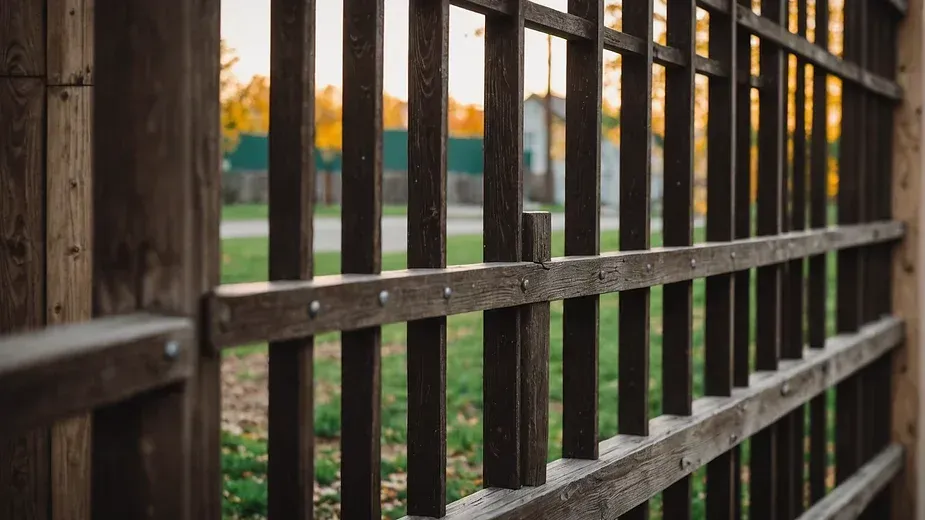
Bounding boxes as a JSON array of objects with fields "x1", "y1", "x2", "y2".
[{"x1": 221, "y1": 0, "x2": 574, "y2": 106}]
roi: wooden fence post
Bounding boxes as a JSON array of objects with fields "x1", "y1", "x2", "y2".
[{"x1": 892, "y1": 0, "x2": 924, "y2": 517}]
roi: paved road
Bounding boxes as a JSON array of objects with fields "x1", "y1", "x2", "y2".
[{"x1": 221, "y1": 212, "x2": 683, "y2": 253}]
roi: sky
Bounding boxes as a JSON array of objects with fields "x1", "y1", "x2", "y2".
[{"x1": 220, "y1": 0, "x2": 575, "y2": 106}]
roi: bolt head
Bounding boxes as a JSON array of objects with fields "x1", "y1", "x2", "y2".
[
  {"x1": 443, "y1": 287, "x2": 453, "y2": 299},
  {"x1": 164, "y1": 340, "x2": 180, "y2": 359},
  {"x1": 308, "y1": 300, "x2": 321, "y2": 317},
  {"x1": 690, "y1": 258, "x2": 697, "y2": 268},
  {"x1": 646, "y1": 263, "x2": 652, "y2": 272},
  {"x1": 378, "y1": 290, "x2": 390, "y2": 306},
  {"x1": 521, "y1": 279, "x2": 529, "y2": 291},
  {"x1": 598, "y1": 271, "x2": 605, "y2": 281}
]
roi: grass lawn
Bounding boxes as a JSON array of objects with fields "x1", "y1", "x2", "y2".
[
  {"x1": 222, "y1": 203, "x2": 410, "y2": 221},
  {"x1": 219, "y1": 229, "x2": 840, "y2": 519}
]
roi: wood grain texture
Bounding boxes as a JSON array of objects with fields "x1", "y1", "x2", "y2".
[
  {"x1": 0, "y1": 0, "x2": 44, "y2": 77},
  {"x1": 47, "y1": 0, "x2": 93, "y2": 86},
  {"x1": 890, "y1": 0, "x2": 922, "y2": 515},
  {"x1": 0, "y1": 75, "x2": 48, "y2": 520},
  {"x1": 562, "y1": 0, "x2": 602, "y2": 461},
  {"x1": 423, "y1": 317, "x2": 905, "y2": 520},
  {"x1": 0, "y1": 314, "x2": 195, "y2": 436},
  {"x1": 520, "y1": 212, "x2": 551, "y2": 486},
  {"x1": 46, "y1": 85, "x2": 92, "y2": 520},
  {"x1": 733, "y1": 0, "x2": 753, "y2": 391},
  {"x1": 797, "y1": 444, "x2": 903, "y2": 520},
  {"x1": 619, "y1": 0, "x2": 653, "y2": 454},
  {"x1": 705, "y1": 4, "x2": 737, "y2": 519},
  {"x1": 341, "y1": 0, "x2": 384, "y2": 515},
  {"x1": 93, "y1": 2, "x2": 197, "y2": 518},
  {"x1": 211, "y1": 222, "x2": 904, "y2": 347},
  {"x1": 407, "y1": 0, "x2": 449, "y2": 512},
  {"x1": 188, "y1": 0, "x2": 222, "y2": 517},
  {"x1": 482, "y1": 0, "x2": 525, "y2": 491}
]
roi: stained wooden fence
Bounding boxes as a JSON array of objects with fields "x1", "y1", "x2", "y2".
[{"x1": 0, "y1": 0, "x2": 921, "y2": 519}]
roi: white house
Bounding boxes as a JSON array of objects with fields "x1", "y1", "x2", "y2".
[{"x1": 523, "y1": 94, "x2": 664, "y2": 209}]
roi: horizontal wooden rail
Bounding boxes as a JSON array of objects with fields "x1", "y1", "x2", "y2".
[
  {"x1": 400, "y1": 316, "x2": 903, "y2": 519},
  {"x1": 449, "y1": 0, "x2": 900, "y2": 99},
  {"x1": 0, "y1": 313, "x2": 195, "y2": 436},
  {"x1": 210, "y1": 221, "x2": 901, "y2": 348},
  {"x1": 797, "y1": 444, "x2": 904, "y2": 520}
]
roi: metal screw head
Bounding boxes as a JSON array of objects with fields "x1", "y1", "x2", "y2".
[
  {"x1": 730, "y1": 433, "x2": 738, "y2": 443},
  {"x1": 521, "y1": 278, "x2": 529, "y2": 292},
  {"x1": 690, "y1": 258, "x2": 697, "y2": 269},
  {"x1": 308, "y1": 300, "x2": 321, "y2": 318},
  {"x1": 164, "y1": 340, "x2": 180, "y2": 360},
  {"x1": 646, "y1": 263, "x2": 653, "y2": 272},
  {"x1": 378, "y1": 290, "x2": 390, "y2": 306},
  {"x1": 443, "y1": 287, "x2": 453, "y2": 299},
  {"x1": 730, "y1": 251, "x2": 737, "y2": 259},
  {"x1": 780, "y1": 382, "x2": 791, "y2": 396},
  {"x1": 598, "y1": 271, "x2": 605, "y2": 281},
  {"x1": 679, "y1": 457, "x2": 693, "y2": 470}
]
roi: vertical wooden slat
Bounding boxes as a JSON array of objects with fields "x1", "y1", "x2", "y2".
[
  {"x1": 341, "y1": 0, "x2": 384, "y2": 515},
  {"x1": 807, "y1": 0, "x2": 829, "y2": 507},
  {"x1": 1, "y1": 1, "x2": 49, "y2": 518},
  {"x1": 661, "y1": 1, "x2": 695, "y2": 518},
  {"x1": 92, "y1": 2, "x2": 196, "y2": 518},
  {"x1": 407, "y1": 0, "x2": 449, "y2": 513},
  {"x1": 562, "y1": 0, "x2": 602, "y2": 463},
  {"x1": 267, "y1": 0, "x2": 315, "y2": 518},
  {"x1": 705, "y1": 3, "x2": 737, "y2": 519},
  {"x1": 788, "y1": 0, "x2": 809, "y2": 515},
  {"x1": 620, "y1": 1, "x2": 653, "y2": 518},
  {"x1": 752, "y1": 0, "x2": 786, "y2": 517},
  {"x1": 836, "y1": 0, "x2": 866, "y2": 487},
  {"x1": 482, "y1": 0, "x2": 525, "y2": 491},
  {"x1": 733, "y1": 2, "x2": 754, "y2": 513},
  {"x1": 45, "y1": 2, "x2": 93, "y2": 519},
  {"x1": 520, "y1": 212, "x2": 551, "y2": 486}
]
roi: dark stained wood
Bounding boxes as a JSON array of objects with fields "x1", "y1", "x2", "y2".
[
  {"x1": 189, "y1": 0, "x2": 222, "y2": 518},
  {"x1": 797, "y1": 444, "x2": 903, "y2": 520},
  {"x1": 836, "y1": 0, "x2": 866, "y2": 487},
  {"x1": 618, "y1": 0, "x2": 652, "y2": 445},
  {"x1": 0, "y1": 72, "x2": 48, "y2": 520},
  {"x1": 210, "y1": 222, "x2": 903, "y2": 347},
  {"x1": 341, "y1": 0, "x2": 384, "y2": 515},
  {"x1": 562, "y1": 0, "x2": 602, "y2": 462},
  {"x1": 752, "y1": 1, "x2": 786, "y2": 517},
  {"x1": 0, "y1": 314, "x2": 195, "y2": 436},
  {"x1": 47, "y1": 0, "x2": 93, "y2": 86},
  {"x1": 407, "y1": 0, "x2": 450, "y2": 513},
  {"x1": 433, "y1": 317, "x2": 904, "y2": 519},
  {"x1": 705, "y1": 4, "x2": 736, "y2": 519},
  {"x1": 482, "y1": 0, "x2": 525, "y2": 491},
  {"x1": 520, "y1": 212, "x2": 551, "y2": 486},
  {"x1": 733, "y1": 0, "x2": 752, "y2": 392},
  {"x1": 267, "y1": 0, "x2": 315, "y2": 518},
  {"x1": 0, "y1": 0, "x2": 43, "y2": 77},
  {"x1": 92, "y1": 3, "x2": 198, "y2": 518},
  {"x1": 661, "y1": 1, "x2": 695, "y2": 517},
  {"x1": 808, "y1": 0, "x2": 829, "y2": 505}
]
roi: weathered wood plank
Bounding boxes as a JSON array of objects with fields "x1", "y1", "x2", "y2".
[
  {"x1": 520, "y1": 212, "x2": 551, "y2": 486},
  {"x1": 47, "y1": 0, "x2": 93, "y2": 86},
  {"x1": 0, "y1": 0, "x2": 43, "y2": 77},
  {"x1": 408, "y1": 317, "x2": 905, "y2": 520},
  {"x1": 482, "y1": 0, "x2": 525, "y2": 490},
  {"x1": 267, "y1": 0, "x2": 315, "y2": 518},
  {"x1": 46, "y1": 84, "x2": 92, "y2": 520},
  {"x1": 92, "y1": 3, "x2": 197, "y2": 517},
  {"x1": 407, "y1": 0, "x2": 450, "y2": 513},
  {"x1": 211, "y1": 222, "x2": 904, "y2": 348},
  {"x1": 0, "y1": 314, "x2": 195, "y2": 436},
  {"x1": 797, "y1": 444, "x2": 903, "y2": 520},
  {"x1": 562, "y1": 0, "x2": 602, "y2": 462},
  {"x1": 341, "y1": 0, "x2": 384, "y2": 515},
  {"x1": 733, "y1": 0, "x2": 752, "y2": 392},
  {"x1": 0, "y1": 73, "x2": 48, "y2": 520}
]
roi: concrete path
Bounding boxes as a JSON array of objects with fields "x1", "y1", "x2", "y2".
[{"x1": 221, "y1": 211, "x2": 683, "y2": 253}]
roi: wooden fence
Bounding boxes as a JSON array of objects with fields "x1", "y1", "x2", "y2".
[{"x1": 1, "y1": 0, "x2": 924, "y2": 519}]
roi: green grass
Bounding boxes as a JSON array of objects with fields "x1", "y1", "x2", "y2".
[
  {"x1": 221, "y1": 203, "x2": 410, "y2": 221},
  {"x1": 219, "y1": 230, "x2": 840, "y2": 519}
]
